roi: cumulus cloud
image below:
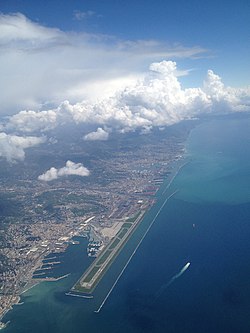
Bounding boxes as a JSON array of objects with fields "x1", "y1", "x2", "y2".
[
  {"x1": 0, "y1": 13, "x2": 207, "y2": 115},
  {"x1": 0, "y1": 133, "x2": 45, "y2": 162},
  {"x1": 7, "y1": 109, "x2": 58, "y2": 133},
  {"x1": 6, "y1": 60, "x2": 250, "y2": 136},
  {"x1": 84, "y1": 128, "x2": 109, "y2": 141},
  {"x1": 38, "y1": 160, "x2": 90, "y2": 181}
]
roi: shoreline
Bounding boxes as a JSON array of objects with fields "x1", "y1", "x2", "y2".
[
  {"x1": 72, "y1": 209, "x2": 148, "y2": 294},
  {"x1": 20, "y1": 281, "x2": 40, "y2": 296},
  {"x1": 0, "y1": 155, "x2": 188, "y2": 326},
  {"x1": 0, "y1": 295, "x2": 21, "y2": 324},
  {"x1": 0, "y1": 273, "x2": 71, "y2": 324},
  {"x1": 0, "y1": 320, "x2": 10, "y2": 330},
  {"x1": 95, "y1": 189, "x2": 179, "y2": 313},
  {"x1": 93, "y1": 158, "x2": 188, "y2": 311},
  {"x1": 162, "y1": 160, "x2": 189, "y2": 195},
  {"x1": 73, "y1": 157, "x2": 187, "y2": 295}
]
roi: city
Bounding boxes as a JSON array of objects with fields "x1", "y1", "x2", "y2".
[{"x1": 0, "y1": 123, "x2": 192, "y2": 323}]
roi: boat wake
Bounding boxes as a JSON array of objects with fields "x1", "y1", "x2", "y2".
[{"x1": 155, "y1": 262, "x2": 191, "y2": 299}]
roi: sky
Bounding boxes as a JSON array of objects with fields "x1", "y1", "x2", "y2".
[{"x1": 0, "y1": 0, "x2": 249, "y2": 163}]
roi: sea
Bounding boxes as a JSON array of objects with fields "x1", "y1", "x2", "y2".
[{"x1": 3, "y1": 114, "x2": 250, "y2": 333}]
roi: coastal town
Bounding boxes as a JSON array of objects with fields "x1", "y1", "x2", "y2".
[{"x1": 0, "y1": 124, "x2": 192, "y2": 324}]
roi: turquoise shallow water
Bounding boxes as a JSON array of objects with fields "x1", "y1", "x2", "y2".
[
  {"x1": 174, "y1": 117, "x2": 250, "y2": 204},
  {"x1": 3, "y1": 115, "x2": 250, "y2": 333}
]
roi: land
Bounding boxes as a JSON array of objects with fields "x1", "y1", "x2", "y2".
[
  {"x1": 73, "y1": 210, "x2": 147, "y2": 293},
  {"x1": 0, "y1": 121, "x2": 195, "y2": 321}
]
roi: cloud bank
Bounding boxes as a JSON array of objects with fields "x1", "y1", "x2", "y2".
[
  {"x1": 6, "y1": 60, "x2": 250, "y2": 137},
  {"x1": 0, "y1": 133, "x2": 45, "y2": 162},
  {"x1": 0, "y1": 12, "x2": 249, "y2": 162},
  {"x1": 38, "y1": 160, "x2": 90, "y2": 181}
]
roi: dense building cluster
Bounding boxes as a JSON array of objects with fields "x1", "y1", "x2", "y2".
[{"x1": 0, "y1": 124, "x2": 191, "y2": 320}]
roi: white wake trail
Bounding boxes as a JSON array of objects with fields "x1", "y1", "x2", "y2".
[
  {"x1": 155, "y1": 262, "x2": 191, "y2": 299},
  {"x1": 172, "y1": 262, "x2": 190, "y2": 280}
]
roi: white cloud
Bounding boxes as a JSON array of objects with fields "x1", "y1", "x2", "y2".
[
  {"x1": 38, "y1": 160, "x2": 90, "y2": 181},
  {"x1": 0, "y1": 13, "x2": 207, "y2": 115},
  {"x1": 6, "y1": 109, "x2": 58, "y2": 133},
  {"x1": 0, "y1": 12, "x2": 62, "y2": 48},
  {"x1": 6, "y1": 60, "x2": 249, "y2": 136},
  {"x1": 0, "y1": 132, "x2": 45, "y2": 162},
  {"x1": 84, "y1": 128, "x2": 109, "y2": 141}
]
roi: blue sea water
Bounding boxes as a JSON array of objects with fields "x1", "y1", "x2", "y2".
[{"x1": 3, "y1": 115, "x2": 250, "y2": 333}]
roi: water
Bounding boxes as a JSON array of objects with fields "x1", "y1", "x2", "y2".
[{"x1": 3, "y1": 115, "x2": 250, "y2": 332}]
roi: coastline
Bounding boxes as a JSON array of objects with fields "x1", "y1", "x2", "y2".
[
  {"x1": 92, "y1": 156, "x2": 189, "y2": 308},
  {"x1": 95, "y1": 189, "x2": 179, "y2": 313},
  {"x1": 0, "y1": 154, "x2": 194, "y2": 329},
  {"x1": 0, "y1": 320, "x2": 10, "y2": 330},
  {"x1": 0, "y1": 294, "x2": 21, "y2": 323},
  {"x1": 2, "y1": 116, "x2": 250, "y2": 332},
  {"x1": 72, "y1": 210, "x2": 148, "y2": 294},
  {"x1": 20, "y1": 280, "x2": 40, "y2": 296},
  {"x1": 162, "y1": 160, "x2": 189, "y2": 195},
  {"x1": 0, "y1": 135, "x2": 191, "y2": 327},
  {"x1": 72, "y1": 155, "x2": 187, "y2": 295},
  {"x1": 0, "y1": 273, "x2": 71, "y2": 325}
]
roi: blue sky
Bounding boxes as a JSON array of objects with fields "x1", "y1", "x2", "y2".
[{"x1": 1, "y1": 0, "x2": 249, "y2": 86}]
